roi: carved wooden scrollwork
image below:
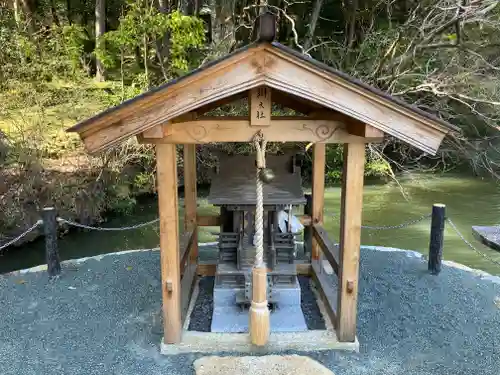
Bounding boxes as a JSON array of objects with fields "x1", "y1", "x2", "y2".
[
  {"x1": 300, "y1": 121, "x2": 340, "y2": 142},
  {"x1": 187, "y1": 124, "x2": 209, "y2": 142}
]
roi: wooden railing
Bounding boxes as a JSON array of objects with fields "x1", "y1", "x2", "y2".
[
  {"x1": 179, "y1": 229, "x2": 196, "y2": 276},
  {"x1": 311, "y1": 223, "x2": 339, "y2": 328},
  {"x1": 179, "y1": 228, "x2": 197, "y2": 324},
  {"x1": 312, "y1": 224, "x2": 339, "y2": 275}
]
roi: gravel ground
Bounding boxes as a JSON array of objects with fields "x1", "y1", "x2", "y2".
[{"x1": 1, "y1": 247, "x2": 500, "y2": 375}]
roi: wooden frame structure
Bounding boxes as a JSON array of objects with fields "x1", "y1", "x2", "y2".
[{"x1": 67, "y1": 13, "x2": 458, "y2": 351}]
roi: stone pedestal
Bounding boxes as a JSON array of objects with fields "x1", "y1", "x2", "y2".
[{"x1": 211, "y1": 279, "x2": 308, "y2": 333}]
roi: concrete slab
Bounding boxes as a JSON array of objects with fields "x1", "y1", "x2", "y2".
[
  {"x1": 211, "y1": 304, "x2": 308, "y2": 333},
  {"x1": 212, "y1": 280, "x2": 307, "y2": 333},
  {"x1": 193, "y1": 355, "x2": 336, "y2": 375},
  {"x1": 160, "y1": 330, "x2": 359, "y2": 355}
]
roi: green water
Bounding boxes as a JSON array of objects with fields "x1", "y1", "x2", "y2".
[{"x1": 2, "y1": 174, "x2": 500, "y2": 275}]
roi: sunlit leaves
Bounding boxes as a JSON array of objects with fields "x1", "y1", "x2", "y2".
[{"x1": 95, "y1": 3, "x2": 205, "y2": 75}]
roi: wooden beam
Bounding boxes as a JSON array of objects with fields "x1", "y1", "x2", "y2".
[
  {"x1": 196, "y1": 262, "x2": 311, "y2": 277},
  {"x1": 156, "y1": 143, "x2": 182, "y2": 344},
  {"x1": 196, "y1": 263, "x2": 216, "y2": 276},
  {"x1": 298, "y1": 214, "x2": 312, "y2": 226},
  {"x1": 79, "y1": 49, "x2": 267, "y2": 153},
  {"x1": 311, "y1": 143, "x2": 326, "y2": 260},
  {"x1": 337, "y1": 143, "x2": 365, "y2": 342},
  {"x1": 311, "y1": 259, "x2": 337, "y2": 328},
  {"x1": 196, "y1": 212, "x2": 310, "y2": 227},
  {"x1": 296, "y1": 263, "x2": 312, "y2": 276},
  {"x1": 138, "y1": 118, "x2": 376, "y2": 144},
  {"x1": 72, "y1": 47, "x2": 452, "y2": 156},
  {"x1": 346, "y1": 122, "x2": 384, "y2": 140},
  {"x1": 197, "y1": 214, "x2": 221, "y2": 227},
  {"x1": 262, "y1": 47, "x2": 449, "y2": 155},
  {"x1": 313, "y1": 224, "x2": 339, "y2": 275},
  {"x1": 183, "y1": 144, "x2": 198, "y2": 264},
  {"x1": 308, "y1": 110, "x2": 383, "y2": 143},
  {"x1": 249, "y1": 86, "x2": 272, "y2": 126},
  {"x1": 142, "y1": 124, "x2": 165, "y2": 138}
]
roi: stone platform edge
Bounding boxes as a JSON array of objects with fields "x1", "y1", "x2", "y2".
[
  {"x1": 4, "y1": 243, "x2": 499, "y2": 285},
  {"x1": 161, "y1": 274, "x2": 358, "y2": 355},
  {"x1": 160, "y1": 330, "x2": 359, "y2": 355}
]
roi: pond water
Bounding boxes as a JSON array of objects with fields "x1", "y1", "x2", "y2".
[{"x1": 1, "y1": 173, "x2": 500, "y2": 275}]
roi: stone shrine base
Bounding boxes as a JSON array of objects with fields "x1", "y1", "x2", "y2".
[{"x1": 211, "y1": 279, "x2": 308, "y2": 333}]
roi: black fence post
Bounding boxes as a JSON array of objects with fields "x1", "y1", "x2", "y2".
[
  {"x1": 42, "y1": 207, "x2": 61, "y2": 277},
  {"x1": 304, "y1": 194, "x2": 312, "y2": 261},
  {"x1": 428, "y1": 203, "x2": 446, "y2": 275}
]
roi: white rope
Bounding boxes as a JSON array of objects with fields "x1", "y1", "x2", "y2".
[{"x1": 253, "y1": 131, "x2": 267, "y2": 268}]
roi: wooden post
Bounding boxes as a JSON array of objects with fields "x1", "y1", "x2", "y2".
[
  {"x1": 311, "y1": 143, "x2": 326, "y2": 260},
  {"x1": 337, "y1": 143, "x2": 365, "y2": 342},
  {"x1": 428, "y1": 204, "x2": 445, "y2": 275},
  {"x1": 249, "y1": 266, "x2": 270, "y2": 345},
  {"x1": 183, "y1": 144, "x2": 198, "y2": 264},
  {"x1": 42, "y1": 207, "x2": 61, "y2": 277},
  {"x1": 156, "y1": 143, "x2": 182, "y2": 344},
  {"x1": 303, "y1": 194, "x2": 312, "y2": 260}
]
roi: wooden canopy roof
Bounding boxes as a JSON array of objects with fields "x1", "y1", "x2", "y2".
[
  {"x1": 67, "y1": 14, "x2": 459, "y2": 155},
  {"x1": 207, "y1": 154, "x2": 306, "y2": 206}
]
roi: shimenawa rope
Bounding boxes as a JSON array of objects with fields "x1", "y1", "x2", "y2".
[{"x1": 253, "y1": 131, "x2": 267, "y2": 268}]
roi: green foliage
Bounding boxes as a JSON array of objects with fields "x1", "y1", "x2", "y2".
[
  {"x1": 58, "y1": 25, "x2": 90, "y2": 72},
  {"x1": 95, "y1": 4, "x2": 204, "y2": 78},
  {"x1": 2, "y1": 0, "x2": 500, "y2": 242},
  {"x1": 324, "y1": 145, "x2": 343, "y2": 184},
  {"x1": 167, "y1": 11, "x2": 205, "y2": 71}
]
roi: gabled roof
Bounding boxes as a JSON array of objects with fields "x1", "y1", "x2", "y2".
[
  {"x1": 67, "y1": 16, "x2": 459, "y2": 155},
  {"x1": 208, "y1": 154, "x2": 305, "y2": 206}
]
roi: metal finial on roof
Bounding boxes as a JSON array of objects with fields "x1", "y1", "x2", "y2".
[{"x1": 253, "y1": 11, "x2": 276, "y2": 43}]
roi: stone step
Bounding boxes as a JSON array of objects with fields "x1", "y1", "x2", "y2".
[{"x1": 194, "y1": 355, "x2": 336, "y2": 375}]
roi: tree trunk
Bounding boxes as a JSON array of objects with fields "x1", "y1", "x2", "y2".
[
  {"x1": 50, "y1": 0, "x2": 60, "y2": 26},
  {"x1": 143, "y1": 34, "x2": 150, "y2": 90},
  {"x1": 303, "y1": 0, "x2": 324, "y2": 52},
  {"x1": 13, "y1": 0, "x2": 26, "y2": 63},
  {"x1": 346, "y1": 0, "x2": 358, "y2": 50},
  {"x1": 66, "y1": 0, "x2": 72, "y2": 24},
  {"x1": 20, "y1": 0, "x2": 35, "y2": 36},
  {"x1": 184, "y1": 0, "x2": 199, "y2": 15},
  {"x1": 210, "y1": 0, "x2": 233, "y2": 49},
  {"x1": 13, "y1": 0, "x2": 21, "y2": 27},
  {"x1": 95, "y1": 0, "x2": 106, "y2": 81},
  {"x1": 156, "y1": 0, "x2": 171, "y2": 79},
  {"x1": 134, "y1": 46, "x2": 143, "y2": 69}
]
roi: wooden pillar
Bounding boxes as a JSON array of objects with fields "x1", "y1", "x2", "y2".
[
  {"x1": 183, "y1": 144, "x2": 198, "y2": 263},
  {"x1": 303, "y1": 194, "x2": 312, "y2": 260},
  {"x1": 42, "y1": 207, "x2": 61, "y2": 277},
  {"x1": 428, "y1": 203, "x2": 445, "y2": 275},
  {"x1": 311, "y1": 143, "x2": 326, "y2": 260},
  {"x1": 337, "y1": 143, "x2": 365, "y2": 342},
  {"x1": 156, "y1": 143, "x2": 182, "y2": 344}
]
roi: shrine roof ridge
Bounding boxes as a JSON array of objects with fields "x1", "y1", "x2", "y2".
[{"x1": 67, "y1": 33, "x2": 459, "y2": 135}]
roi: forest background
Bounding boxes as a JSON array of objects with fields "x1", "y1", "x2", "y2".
[{"x1": 0, "y1": 0, "x2": 499, "y2": 243}]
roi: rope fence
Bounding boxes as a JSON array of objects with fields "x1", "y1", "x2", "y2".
[
  {"x1": 447, "y1": 218, "x2": 500, "y2": 268},
  {"x1": 1, "y1": 204, "x2": 500, "y2": 276},
  {"x1": 0, "y1": 220, "x2": 43, "y2": 252},
  {"x1": 56, "y1": 218, "x2": 160, "y2": 231}
]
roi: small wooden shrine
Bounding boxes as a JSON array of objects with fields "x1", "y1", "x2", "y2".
[
  {"x1": 209, "y1": 153, "x2": 308, "y2": 333},
  {"x1": 67, "y1": 13, "x2": 458, "y2": 353}
]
